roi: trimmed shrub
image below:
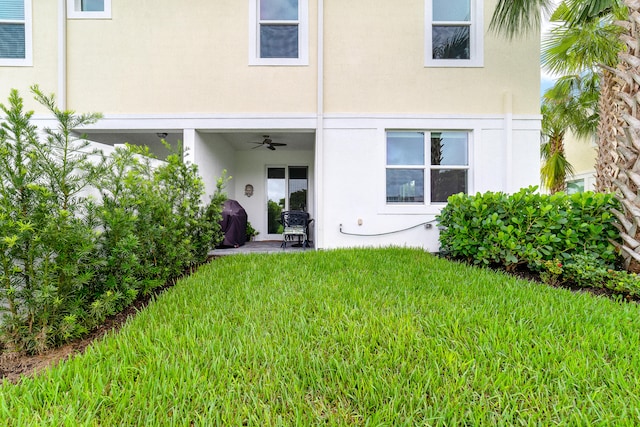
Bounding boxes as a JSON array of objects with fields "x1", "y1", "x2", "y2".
[{"x1": 437, "y1": 187, "x2": 620, "y2": 272}]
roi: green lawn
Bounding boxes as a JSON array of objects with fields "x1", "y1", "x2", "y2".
[{"x1": 2, "y1": 247, "x2": 640, "y2": 426}]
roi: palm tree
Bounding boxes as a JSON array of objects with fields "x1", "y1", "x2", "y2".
[
  {"x1": 540, "y1": 103, "x2": 574, "y2": 193},
  {"x1": 541, "y1": 7, "x2": 624, "y2": 192},
  {"x1": 490, "y1": 0, "x2": 640, "y2": 272},
  {"x1": 540, "y1": 75, "x2": 599, "y2": 193},
  {"x1": 607, "y1": 0, "x2": 640, "y2": 271}
]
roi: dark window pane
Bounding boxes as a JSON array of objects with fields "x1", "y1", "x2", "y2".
[
  {"x1": 267, "y1": 167, "x2": 285, "y2": 179},
  {"x1": 431, "y1": 132, "x2": 468, "y2": 165},
  {"x1": 433, "y1": 0, "x2": 470, "y2": 21},
  {"x1": 431, "y1": 169, "x2": 467, "y2": 203},
  {"x1": 432, "y1": 26, "x2": 470, "y2": 59},
  {"x1": 82, "y1": 0, "x2": 104, "y2": 11},
  {"x1": 260, "y1": 25, "x2": 298, "y2": 58},
  {"x1": 0, "y1": 23, "x2": 25, "y2": 59},
  {"x1": 387, "y1": 132, "x2": 424, "y2": 166},
  {"x1": 260, "y1": 0, "x2": 298, "y2": 20},
  {"x1": 387, "y1": 169, "x2": 424, "y2": 203},
  {"x1": 289, "y1": 166, "x2": 307, "y2": 179}
]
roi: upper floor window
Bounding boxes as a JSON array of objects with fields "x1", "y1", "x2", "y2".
[
  {"x1": 0, "y1": 0, "x2": 32, "y2": 66},
  {"x1": 386, "y1": 131, "x2": 469, "y2": 204},
  {"x1": 67, "y1": 0, "x2": 112, "y2": 19},
  {"x1": 425, "y1": 0, "x2": 483, "y2": 67},
  {"x1": 249, "y1": 0, "x2": 308, "y2": 66}
]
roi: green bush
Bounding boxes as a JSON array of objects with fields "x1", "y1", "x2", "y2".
[
  {"x1": 437, "y1": 187, "x2": 620, "y2": 272},
  {"x1": 538, "y1": 253, "x2": 640, "y2": 297},
  {"x1": 0, "y1": 88, "x2": 226, "y2": 354}
]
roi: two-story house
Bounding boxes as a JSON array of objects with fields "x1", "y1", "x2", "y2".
[{"x1": 0, "y1": 0, "x2": 541, "y2": 250}]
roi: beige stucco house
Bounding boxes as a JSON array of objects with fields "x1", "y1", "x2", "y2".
[
  {"x1": 564, "y1": 132, "x2": 597, "y2": 193},
  {"x1": 0, "y1": 0, "x2": 541, "y2": 250}
]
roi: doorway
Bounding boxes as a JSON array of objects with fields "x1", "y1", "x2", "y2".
[{"x1": 266, "y1": 166, "x2": 308, "y2": 236}]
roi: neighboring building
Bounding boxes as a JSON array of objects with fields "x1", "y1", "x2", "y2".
[
  {"x1": 564, "y1": 132, "x2": 596, "y2": 193},
  {"x1": 0, "y1": 0, "x2": 541, "y2": 251}
]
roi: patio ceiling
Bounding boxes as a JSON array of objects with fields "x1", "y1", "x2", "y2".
[
  {"x1": 77, "y1": 130, "x2": 316, "y2": 155},
  {"x1": 207, "y1": 131, "x2": 316, "y2": 151}
]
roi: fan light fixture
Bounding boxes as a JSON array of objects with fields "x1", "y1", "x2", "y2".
[{"x1": 247, "y1": 135, "x2": 287, "y2": 151}]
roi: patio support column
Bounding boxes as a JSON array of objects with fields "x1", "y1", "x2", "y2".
[
  {"x1": 314, "y1": 0, "x2": 325, "y2": 249},
  {"x1": 183, "y1": 128, "x2": 196, "y2": 165},
  {"x1": 58, "y1": 0, "x2": 67, "y2": 109}
]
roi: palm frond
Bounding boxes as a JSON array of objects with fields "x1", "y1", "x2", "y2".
[
  {"x1": 489, "y1": 0, "x2": 554, "y2": 39},
  {"x1": 543, "y1": 75, "x2": 600, "y2": 139},
  {"x1": 551, "y1": 0, "x2": 625, "y2": 24},
  {"x1": 541, "y1": 18, "x2": 623, "y2": 75}
]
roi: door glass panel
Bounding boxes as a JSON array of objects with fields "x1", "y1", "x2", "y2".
[
  {"x1": 288, "y1": 166, "x2": 308, "y2": 211},
  {"x1": 267, "y1": 168, "x2": 285, "y2": 234}
]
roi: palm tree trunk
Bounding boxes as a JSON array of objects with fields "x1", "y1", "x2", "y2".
[
  {"x1": 595, "y1": 69, "x2": 620, "y2": 192},
  {"x1": 611, "y1": 0, "x2": 640, "y2": 272}
]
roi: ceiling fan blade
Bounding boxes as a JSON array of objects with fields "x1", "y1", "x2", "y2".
[
  {"x1": 267, "y1": 145, "x2": 276, "y2": 151},
  {"x1": 270, "y1": 142, "x2": 287, "y2": 146}
]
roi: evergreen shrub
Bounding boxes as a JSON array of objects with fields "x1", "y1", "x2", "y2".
[{"x1": 0, "y1": 87, "x2": 226, "y2": 354}]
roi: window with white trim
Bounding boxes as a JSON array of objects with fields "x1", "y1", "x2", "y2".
[
  {"x1": 566, "y1": 178, "x2": 585, "y2": 195},
  {"x1": 386, "y1": 131, "x2": 469, "y2": 204},
  {"x1": 249, "y1": 0, "x2": 308, "y2": 66},
  {"x1": 67, "y1": 0, "x2": 112, "y2": 19},
  {"x1": 425, "y1": 0, "x2": 483, "y2": 67},
  {"x1": 0, "y1": 0, "x2": 31, "y2": 66}
]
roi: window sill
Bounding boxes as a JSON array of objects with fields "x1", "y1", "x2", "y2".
[
  {"x1": 67, "y1": 12, "x2": 111, "y2": 19},
  {"x1": 380, "y1": 203, "x2": 446, "y2": 216},
  {"x1": 0, "y1": 58, "x2": 33, "y2": 67},
  {"x1": 424, "y1": 58, "x2": 483, "y2": 68},
  {"x1": 249, "y1": 57, "x2": 309, "y2": 66}
]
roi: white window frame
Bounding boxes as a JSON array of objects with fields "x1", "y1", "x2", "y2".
[
  {"x1": 248, "y1": 0, "x2": 309, "y2": 66},
  {"x1": 425, "y1": 0, "x2": 483, "y2": 67},
  {"x1": 385, "y1": 130, "x2": 471, "y2": 207},
  {"x1": 0, "y1": 0, "x2": 32, "y2": 66},
  {"x1": 67, "y1": 0, "x2": 112, "y2": 19}
]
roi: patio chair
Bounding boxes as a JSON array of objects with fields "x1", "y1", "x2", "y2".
[{"x1": 281, "y1": 210, "x2": 310, "y2": 249}]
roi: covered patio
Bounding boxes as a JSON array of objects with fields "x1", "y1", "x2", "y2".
[
  {"x1": 210, "y1": 240, "x2": 312, "y2": 257},
  {"x1": 78, "y1": 128, "x2": 317, "y2": 245}
]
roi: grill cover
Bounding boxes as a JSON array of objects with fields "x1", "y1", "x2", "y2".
[{"x1": 219, "y1": 199, "x2": 248, "y2": 248}]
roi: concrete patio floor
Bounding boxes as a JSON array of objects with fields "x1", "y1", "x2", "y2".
[{"x1": 210, "y1": 240, "x2": 313, "y2": 256}]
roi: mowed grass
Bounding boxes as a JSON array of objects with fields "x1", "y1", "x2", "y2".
[{"x1": 2, "y1": 247, "x2": 640, "y2": 426}]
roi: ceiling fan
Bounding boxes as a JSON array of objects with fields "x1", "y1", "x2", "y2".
[{"x1": 248, "y1": 135, "x2": 287, "y2": 151}]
